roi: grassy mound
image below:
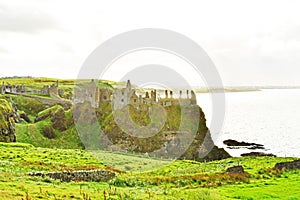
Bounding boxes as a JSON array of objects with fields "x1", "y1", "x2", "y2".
[{"x1": 15, "y1": 105, "x2": 83, "y2": 149}]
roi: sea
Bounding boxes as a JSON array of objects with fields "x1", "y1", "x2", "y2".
[{"x1": 196, "y1": 89, "x2": 300, "y2": 158}]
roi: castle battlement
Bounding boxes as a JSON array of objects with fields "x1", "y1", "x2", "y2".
[{"x1": 112, "y1": 80, "x2": 197, "y2": 110}]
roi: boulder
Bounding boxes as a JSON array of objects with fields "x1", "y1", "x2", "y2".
[
  {"x1": 226, "y1": 166, "x2": 245, "y2": 174},
  {"x1": 274, "y1": 160, "x2": 300, "y2": 171}
]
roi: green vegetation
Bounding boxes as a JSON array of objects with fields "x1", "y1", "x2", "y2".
[
  {"x1": 0, "y1": 98, "x2": 16, "y2": 142},
  {"x1": 0, "y1": 77, "x2": 116, "y2": 91},
  {"x1": 0, "y1": 142, "x2": 299, "y2": 199},
  {"x1": 1, "y1": 77, "x2": 299, "y2": 199},
  {"x1": 15, "y1": 104, "x2": 83, "y2": 149}
]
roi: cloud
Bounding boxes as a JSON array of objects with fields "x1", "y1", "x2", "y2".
[
  {"x1": 281, "y1": 26, "x2": 300, "y2": 42},
  {"x1": 56, "y1": 43, "x2": 76, "y2": 54},
  {"x1": 0, "y1": 46, "x2": 9, "y2": 54},
  {"x1": 0, "y1": 4, "x2": 60, "y2": 34}
]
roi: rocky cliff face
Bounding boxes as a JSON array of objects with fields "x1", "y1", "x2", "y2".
[
  {"x1": 0, "y1": 98, "x2": 16, "y2": 142},
  {"x1": 74, "y1": 102, "x2": 230, "y2": 161}
]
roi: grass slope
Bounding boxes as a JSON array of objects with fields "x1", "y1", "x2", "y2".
[{"x1": 0, "y1": 142, "x2": 300, "y2": 199}]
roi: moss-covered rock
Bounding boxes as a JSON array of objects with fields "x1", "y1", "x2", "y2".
[
  {"x1": 0, "y1": 98, "x2": 16, "y2": 142},
  {"x1": 19, "y1": 111, "x2": 31, "y2": 123},
  {"x1": 42, "y1": 126, "x2": 56, "y2": 139}
]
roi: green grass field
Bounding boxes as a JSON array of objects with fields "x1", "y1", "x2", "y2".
[{"x1": 0, "y1": 142, "x2": 299, "y2": 199}]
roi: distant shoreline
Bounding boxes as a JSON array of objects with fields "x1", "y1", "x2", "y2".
[{"x1": 194, "y1": 87, "x2": 300, "y2": 93}]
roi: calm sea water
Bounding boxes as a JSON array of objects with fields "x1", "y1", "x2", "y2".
[{"x1": 197, "y1": 89, "x2": 300, "y2": 157}]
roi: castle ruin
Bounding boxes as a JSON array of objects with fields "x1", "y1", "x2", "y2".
[
  {"x1": 0, "y1": 82, "x2": 26, "y2": 94},
  {"x1": 112, "y1": 80, "x2": 197, "y2": 110},
  {"x1": 73, "y1": 79, "x2": 112, "y2": 107},
  {"x1": 74, "y1": 79, "x2": 197, "y2": 109},
  {"x1": 1, "y1": 79, "x2": 197, "y2": 109}
]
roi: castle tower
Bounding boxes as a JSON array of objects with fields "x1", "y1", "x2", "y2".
[
  {"x1": 151, "y1": 90, "x2": 156, "y2": 103},
  {"x1": 191, "y1": 90, "x2": 197, "y2": 105},
  {"x1": 113, "y1": 80, "x2": 132, "y2": 110},
  {"x1": 126, "y1": 80, "x2": 131, "y2": 91},
  {"x1": 170, "y1": 91, "x2": 173, "y2": 99}
]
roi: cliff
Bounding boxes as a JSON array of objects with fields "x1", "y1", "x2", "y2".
[
  {"x1": 74, "y1": 102, "x2": 230, "y2": 161},
  {"x1": 0, "y1": 98, "x2": 16, "y2": 142}
]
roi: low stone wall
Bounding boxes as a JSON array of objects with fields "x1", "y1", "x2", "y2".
[
  {"x1": 274, "y1": 160, "x2": 300, "y2": 171},
  {"x1": 28, "y1": 170, "x2": 115, "y2": 182}
]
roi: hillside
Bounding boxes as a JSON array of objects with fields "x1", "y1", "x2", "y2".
[{"x1": 0, "y1": 77, "x2": 229, "y2": 162}]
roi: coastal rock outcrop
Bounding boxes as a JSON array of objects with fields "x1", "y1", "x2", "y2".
[
  {"x1": 241, "y1": 152, "x2": 276, "y2": 157},
  {"x1": 93, "y1": 103, "x2": 230, "y2": 161},
  {"x1": 223, "y1": 139, "x2": 265, "y2": 150}
]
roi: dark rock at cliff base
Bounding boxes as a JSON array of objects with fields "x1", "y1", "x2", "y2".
[
  {"x1": 274, "y1": 160, "x2": 300, "y2": 171},
  {"x1": 223, "y1": 139, "x2": 265, "y2": 150},
  {"x1": 241, "y1": 152, "x2": 276, "y2": 157},
  {"x1": 226, "y1": 166, "x2": 245, "y2": 174}
]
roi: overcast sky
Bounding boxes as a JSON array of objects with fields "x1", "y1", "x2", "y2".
[{"x1": 0, "y1": 0, "x2": 300, "y2": 86}]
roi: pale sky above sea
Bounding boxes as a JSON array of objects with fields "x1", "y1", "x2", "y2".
[{"x1": 1, "y1": 0, "x2": 300, "y2": 87}]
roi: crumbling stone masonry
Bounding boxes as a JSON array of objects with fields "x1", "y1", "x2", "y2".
[
  {"x1": 28, "y1": 169, "x2": 116, "y2": 182},
  {"x1": 112, "y1": 80, "x2": 198, "y2": 110},
  {"x1": 0, "y1": 82, "x2": 25, "y2": 94}
]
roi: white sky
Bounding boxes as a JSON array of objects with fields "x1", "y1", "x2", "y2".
[{"x1": 1, "y1": 0, "x2": 300, "y2": 86}]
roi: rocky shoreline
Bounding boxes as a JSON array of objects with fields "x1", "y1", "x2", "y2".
[{"x1": 223, "y1": 139, "x2": 277, "y2": 157}]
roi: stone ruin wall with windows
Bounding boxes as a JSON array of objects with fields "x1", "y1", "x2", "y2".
[{"x1": 74, "y1": 79, "x2": 197, "y2": 109}]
